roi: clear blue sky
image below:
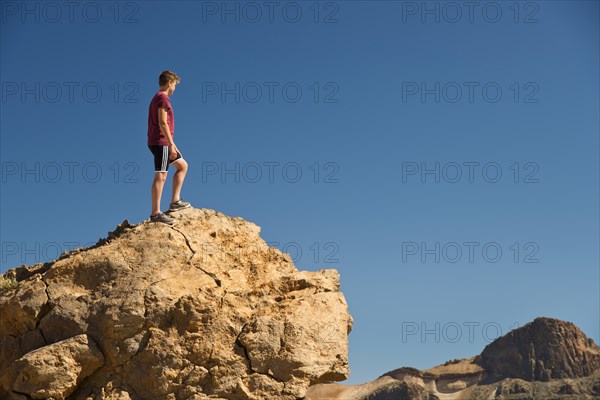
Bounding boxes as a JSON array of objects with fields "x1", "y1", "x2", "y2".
[{"x1": 1, "y1": 0, "x2": 598, "y2": 385}]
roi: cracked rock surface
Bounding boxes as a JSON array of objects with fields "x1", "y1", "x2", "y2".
[{"x1": 0, "y1": 208, "x2": 353, "y2": 400}]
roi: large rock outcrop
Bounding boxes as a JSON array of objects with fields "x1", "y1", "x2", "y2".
[{"x1": 0, "y1": 208, "x2": 353, "y2": 400}]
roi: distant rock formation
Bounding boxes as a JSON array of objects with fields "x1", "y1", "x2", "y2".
[
  {"x1": 306, "y1": 318, "x2": 600, "y2": 400},
  {"x1": 0, "y1": 208, "x2": 353, "y2": 400},
  {"x1": 480, "y1": 317, "x2": 600, "y2": 381}
]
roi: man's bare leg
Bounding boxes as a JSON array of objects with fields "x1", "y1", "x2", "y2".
[
  {"x1": 171, "y1": 158, "x2": 188, "y2": 203},
  {"x1": 151, "y1": 172, "x2": 167, "y2": 215}
]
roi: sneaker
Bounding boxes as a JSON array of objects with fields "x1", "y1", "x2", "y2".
[
  {"x1": 169, "y1": 198, "x2": 191, "y2": 212},
  {"x1": 150, "y1": 212, "x2": 175, "y2": 225}
]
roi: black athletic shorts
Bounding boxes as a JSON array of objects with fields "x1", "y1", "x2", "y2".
[{"x1": 148, "y1": 145, "x2": 182, "y2": 172}]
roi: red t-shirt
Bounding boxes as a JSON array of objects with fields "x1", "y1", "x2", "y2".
[{"x1": 147, "y1": 91, "x2": 174, "y2": 146}]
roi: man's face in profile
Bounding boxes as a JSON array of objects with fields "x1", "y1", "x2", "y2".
[{"x1": 168, "y1": 80, "x2": 177, "y2": 95}]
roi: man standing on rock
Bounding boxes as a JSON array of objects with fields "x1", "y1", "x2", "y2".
[{"x1": 147, "y1": 70, "x2": 191, "y2": 225}]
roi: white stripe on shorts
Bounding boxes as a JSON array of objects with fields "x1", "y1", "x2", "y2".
[{"x1": 162, "y1": 146, "x2": 168, "y2": 171}]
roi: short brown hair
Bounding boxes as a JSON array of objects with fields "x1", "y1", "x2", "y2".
[{"x1": 159, "y1": 70, "x2": 180, "y2": 87}]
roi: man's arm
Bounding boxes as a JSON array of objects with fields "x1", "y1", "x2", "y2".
[{"x1": 158, "y1": 108, "x2": 177, "y2": 158}]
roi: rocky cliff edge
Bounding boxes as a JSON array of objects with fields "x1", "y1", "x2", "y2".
[{"x1": 0, "y1": 208, "x2": 353, "y2": 400}]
